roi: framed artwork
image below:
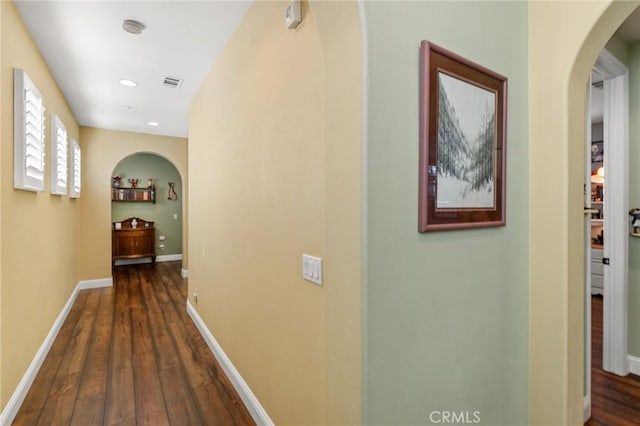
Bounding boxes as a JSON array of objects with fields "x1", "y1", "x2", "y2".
[
  {"x1": 591, "y1": 140, "x2": 603, "y2": 173},
  {"x1": 418, "y1": 41, "x2": 508, "y2": 232}
]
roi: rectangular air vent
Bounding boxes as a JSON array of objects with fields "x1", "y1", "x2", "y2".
[{"x1": 162, "y1": 76, "x2": 183, "y2": 88}]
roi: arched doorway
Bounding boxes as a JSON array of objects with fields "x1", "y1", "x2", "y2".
[
  {"x1": 529, "y1": 2, "x2": 639, "y2": 424},
  {"x1": 111, "y1": 152, "x2": 184, "y2": 267}
]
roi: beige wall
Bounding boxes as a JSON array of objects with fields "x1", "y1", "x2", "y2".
[
  {"x1": 78, "y1": 127, "x2": 187, "y2": 280},
  {"x1": 529, "y1": 1, "x2": 638, "y2": 424},
  {"x1": 1, "y1": 1, "x2": 80, "y2": 407},
  {"x1": 0, "y1": 0, "x2": 4, "y2": 407},
  {"x1": 189, "y1": 1, "x2": 361, "y2": 424},
  {"x1": 0, "y1": 4, "x2": 188, "y2": 409},
  {"x1": 309, "y1": 3, "x2": 361, "y2": 424}
]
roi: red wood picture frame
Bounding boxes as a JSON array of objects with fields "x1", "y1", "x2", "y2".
[{"x1": 418, "y1": 41, "x2": 507, "y2": 232}]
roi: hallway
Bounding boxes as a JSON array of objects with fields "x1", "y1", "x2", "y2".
[
  {"x1": 587, "y1": 295, "x2": 640, "y2": 425},
  {"x1": 12, "y1": 262, "x2": 254, "y2": 425}
]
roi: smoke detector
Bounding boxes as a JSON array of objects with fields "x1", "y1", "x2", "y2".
[{"x1": 122, "y1": 19, "x2": 145, "y2": 35}]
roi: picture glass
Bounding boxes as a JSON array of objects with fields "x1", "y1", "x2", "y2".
[
  {"x1": 436, "y1": 71, "x2": 497, "y2": 209},
  {"x1": 591, "y1": 140, "x2": 603, "y2": 173},
  {"x1": 418, "y1": 40, "x2": 507, "y2": 232}
]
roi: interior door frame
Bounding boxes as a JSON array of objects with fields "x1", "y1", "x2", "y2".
[
  {"x1": 596, "y1": 48, "x2": 629, "y2": 377},
  {"x1": 584, "y1": 69, "x2": 594, "y2": 423},
  {"x1": 584, "y1": 48, "x2": 629, "y2": 422}
]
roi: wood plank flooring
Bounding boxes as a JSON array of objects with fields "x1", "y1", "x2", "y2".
[
  {"x1": 13, "y1": 261, "x2": 255, "y2": 426},
  {"x1": 587, "y1": 295, "x2": 640, "y2": 425}
]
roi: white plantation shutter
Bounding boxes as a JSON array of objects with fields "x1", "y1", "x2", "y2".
[
  {"x1": 70, "y1": 139, "x2": 81, "y2": 198},
  {"x1": 14, "y1": 69, "x2": 46, "y2": 192},
  {"x1": 50, "y1": 114, "x2": 68, "y2": 195}
]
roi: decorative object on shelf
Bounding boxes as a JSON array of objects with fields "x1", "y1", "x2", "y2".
[
  {"x1": 147, "y1": 177, "x2": 154, "y2": 188},
  {"x1": 630, "y1": 208, "x2": 640, "y2": 235},
  {"x1": 593, "y1": 229, "x2": 604, "y2": 245},
  {"x1": 418, "y1": 41, "x2": 508, "y2": 232},
  {"x1": 131, "y1": 218, "x2": 138, "y2": 229},
  {"x1": 591, "y1": 184, "x2": 604, "y2": 202},
  {"x1": 128, "y1": 178, "x2": 139, "y2": 188},
  {"x1": 591, "y1": 166, "x2": 604, "y2": 184},
  {"x1": 168, "y1": 181, "x2": 178, "y2": 201},
  {"x1": 112, "y1": 175, "x2": 122, "y2": 188}
]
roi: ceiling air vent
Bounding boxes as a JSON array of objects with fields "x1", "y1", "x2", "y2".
[{"x1": 162, "y1": 76, "x2": 183, "y2": 88}]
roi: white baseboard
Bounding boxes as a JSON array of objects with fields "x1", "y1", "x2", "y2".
[
  {"x1": 584, "y1": 395, "x2": 591, "y2": 423},
  {"x1": 0, "y1": 275, "x2": 111, "y2": 424},
  {"x1": 181, "y1": 268, "x2": 189, "y2": 278},
  {"x1": 78, "y1": 277, "x2": 113, "y2": 289},
  {"x1": 186, "y1": 301, "x2": 273, "y2": 426},
  {"x1": 157, "y1": 254, "x2": 183, "y2": 262},
  {"x1": 628, "y1": 354, "x2": 640, "y2": 375}
]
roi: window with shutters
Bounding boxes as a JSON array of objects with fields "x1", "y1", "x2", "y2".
[
  {"x1": 14, "y1": 69, "x2": 46, "y2": 192},
  {"x1": 70, "y1": 139, "x2": 81, "y2": 198},
  {"x1": 50, "y1": 113, "x2": 68, "y2": 195}
]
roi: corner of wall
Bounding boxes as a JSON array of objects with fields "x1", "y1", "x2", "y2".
[{"x1": 310, "y1": 1, "x2": 363, "y2": 424}]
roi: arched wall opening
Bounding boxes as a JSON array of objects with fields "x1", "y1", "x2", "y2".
[
  {"x1": 77, "y1": 127, "x2": 188, "y2": 281},
  {"x1": 110, "y1": 152, "x2": 184, "y2": 266},
  {"x1": 529, "y1": 2, "x2": 639, "y2": 424}
]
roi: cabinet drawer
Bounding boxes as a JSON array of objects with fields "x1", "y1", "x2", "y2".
[
  {"x1": 113, "y1": 228, "x2": 155, "y2": 256},
  {"x1": 592, "y1": 262, "x2": 604, "y2": 276},
  {"x1": 123, "y1": 230, "x2": 146, "y2": 238},
  {"x1": 591, "y1": 275, "x2": 604, "y2": 289},
  {"x1": 591, "y1": 248, "x2": 604, "y2": 261}
]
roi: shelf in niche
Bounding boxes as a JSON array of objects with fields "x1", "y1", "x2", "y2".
[{"x1": 111, "y1": 186, "x2": 155, "y2": 203}]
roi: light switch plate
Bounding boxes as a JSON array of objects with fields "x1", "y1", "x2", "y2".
[{"x1": 302, "y1": 254, "x2": 322, "y2": 285}]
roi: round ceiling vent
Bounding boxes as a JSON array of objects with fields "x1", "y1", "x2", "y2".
[{"x1": 122, "y1": 19, "x2": 145, "y2": 35}]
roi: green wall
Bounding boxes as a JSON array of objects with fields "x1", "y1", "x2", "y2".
[
  {"x1": 363, "y1": 2, "x2": 529, "y2": 424},
  {"x1": 112, "y1": 153, "x2": 183, "y2": 257},
  {"x1": 605, "y1": 34, "x2": 630, "y2": 65},
  {"x1": 628, "y1": 42, "x2": 640, "y2": 356}
]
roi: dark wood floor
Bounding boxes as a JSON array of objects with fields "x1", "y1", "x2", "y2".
[
  {"x1": 13, "y1": 261, "x2": 255, "y2": 426},
  {"x1": 587, "y1": 295, "x2": 640, "y2": 425}
]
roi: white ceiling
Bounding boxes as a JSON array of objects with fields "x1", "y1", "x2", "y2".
[
  {"x1": 14, "y1": 1, "x2": 251, "y2": 138},
  {"x1": 15, "y1": 3, "x2": 640, "y2": 139}
]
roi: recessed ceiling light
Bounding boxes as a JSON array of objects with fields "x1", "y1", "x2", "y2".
[
  {"x1": 119, "y1": 79, "x2": 137, "y2": 87},
  {"x1": 123, "y1": 105, "x2": 132, "y2": 110},
  {"x1": 122, "y1": 19, "x2": 145, "y2": 35},
  {"x1": 147, "y1": 121, "x2": 159, "y2": 127}
]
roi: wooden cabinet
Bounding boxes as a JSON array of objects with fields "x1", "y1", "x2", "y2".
[
  {"x1": 112, "y1": 217, "x2": 156, "y2": 267},
  {"x1": 590, "y1": 181, "x2": 604, "y2": 244},
  {"x1": 591, "y1": 247, "x2": 604, "y2": 295},
  {"x1": 590, "y1": 179, "x2": 605, "y2": 295}
]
